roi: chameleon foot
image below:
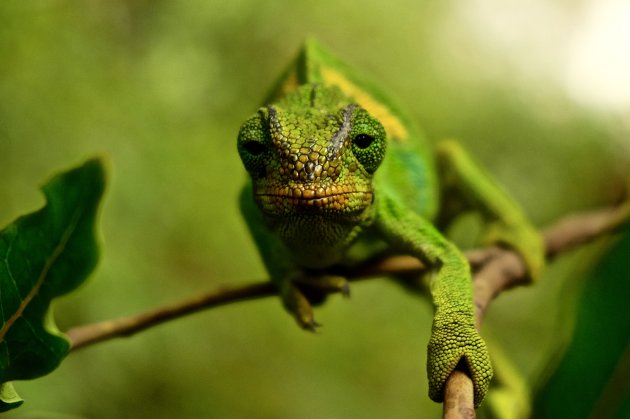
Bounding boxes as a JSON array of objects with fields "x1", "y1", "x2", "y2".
[
  {"x1": 280, "y1": 281, "x2": 321, "y2": 332},
  {"x1": 427, "y1": 320, "x2": 492, "y2": 407},
  {"x1": 280, "y1": 275, "x2": 350, "y2": 331}
]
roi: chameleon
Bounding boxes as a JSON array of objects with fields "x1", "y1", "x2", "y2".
[{"x1": 236, "y1": 39, "x2": 544, "y2": 407}]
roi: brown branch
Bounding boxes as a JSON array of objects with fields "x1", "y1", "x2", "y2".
[
  {"x1": 65, "y1": 203, "x2": 629, "y2": 415},
  {"x1": 443, "y1": 370, "x2": 476, "y2": 419},
  {"x1": 443, "y1": 202, "x2": 630, "y2": 418},
  {"x1": 66, "y1": 255, "x2": 429, "y2": 351},
  {"x1": 471, "y1": 203, "x2": 630, "y2": 329},
  {"x1": 67, "y1": 283, "x2": 276, "y2": 350}
]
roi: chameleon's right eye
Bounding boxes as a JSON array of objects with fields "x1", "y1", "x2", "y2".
[{"x1": 349, "y1": 108, "x2": 386, "y2": 174}]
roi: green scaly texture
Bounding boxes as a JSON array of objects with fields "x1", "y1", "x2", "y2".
[{"x1": 238, "y1": 40, "x2": 543, "y2": 408}]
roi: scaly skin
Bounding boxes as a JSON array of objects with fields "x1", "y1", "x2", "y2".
[{"x1": 237, "y1": 39, "x2": 543, "y2": 408}]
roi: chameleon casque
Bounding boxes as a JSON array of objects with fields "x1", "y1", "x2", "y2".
[{"x1": 237, "y1": 40, "x2": 544, "y2": 407}]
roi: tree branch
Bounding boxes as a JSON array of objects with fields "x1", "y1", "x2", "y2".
[
  {"x1": 444, "y1": 202, "x2": 629, "y2": 418},
  {"x1": 66, "y1": 282, "x2": 276, "y2": 350},
  {"x1": 64, "y1": 203, "x2": 629, "y2": 416}
]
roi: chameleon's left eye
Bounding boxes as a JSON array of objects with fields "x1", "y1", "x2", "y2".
[
  {"x1": 353, "y1": 134, "x2": 375, "y2": 149},
  {"x1": 350, "y1": 109, "x2": 386, "y2": 174}
]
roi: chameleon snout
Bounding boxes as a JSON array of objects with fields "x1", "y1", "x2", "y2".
[{"x1": 254, "y1": 183, "x2": 373, "y2": 215}]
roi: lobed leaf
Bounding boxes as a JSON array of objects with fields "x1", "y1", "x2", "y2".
[{"x1": 0, "y1": 158, "x2": 105, "y2": 411}]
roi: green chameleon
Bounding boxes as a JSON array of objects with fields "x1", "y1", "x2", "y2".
[{"x1": 237, "y1": 39, "x2": 544, "y2": 408}]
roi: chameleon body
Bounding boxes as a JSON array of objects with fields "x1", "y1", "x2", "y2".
[{"x1": 237, "y1": 40, "x2": 543, "y2": 407}]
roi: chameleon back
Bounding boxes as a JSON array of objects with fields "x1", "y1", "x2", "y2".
[{"x1": 264, "y1": 39, "x2": 439, "y2": 221}]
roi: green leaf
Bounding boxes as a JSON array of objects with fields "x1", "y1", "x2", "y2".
[
  {"x1": 0, "y1": 382, "x2": 23, "y2": 411},
  {"x1": 0, "y1": 158, "x2": 106, "y2": 409}
]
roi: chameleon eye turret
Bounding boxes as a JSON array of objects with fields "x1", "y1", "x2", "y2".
[
  {"x1": 237, "y1": 110, "x2": 271, "y2": 180},
  {"x1": 349, "y1": 107, "x2": 386, "y2": 174}
]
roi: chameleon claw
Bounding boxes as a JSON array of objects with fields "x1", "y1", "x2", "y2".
[
  {"x1": 301, "y1": 319, "x2": 322, "y2": 333},
  {"x1": 294, "y1": 307, "x2": 322, "y2": 332},
  {"x1": 281, "y1": 281, "x2": 323, "y2": 332}
]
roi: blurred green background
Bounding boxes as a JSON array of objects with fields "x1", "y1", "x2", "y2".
[{"x1": 1, "y1": 0, "x2": 629, "y2": 418}]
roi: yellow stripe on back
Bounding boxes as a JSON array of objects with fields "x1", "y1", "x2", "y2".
[
  {"x1": 277, "y1": 69, "x2": 300, "y2": 98},
  {"x1": 320, "y1": 67, "x2": 408, "y2": 142}
]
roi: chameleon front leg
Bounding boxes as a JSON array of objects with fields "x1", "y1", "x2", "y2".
[
  {"x1": 281, "y1": 273, "x2": 351, "y2": 331},
  {"x1": 375, "y1": 194, "x2": 492, "y2": 407},
  {"x1": 436, "y1": 140, "x2": 545, "y2": 281}
]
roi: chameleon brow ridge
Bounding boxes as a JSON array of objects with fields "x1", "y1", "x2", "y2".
[
  {"x1": 327, "y1": 104, "x2": 356, "y2": 160},
  {"x1": 267, "y1": 105, "x2": 283, "y2": 144}
]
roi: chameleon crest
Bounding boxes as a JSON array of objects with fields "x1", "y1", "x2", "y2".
[{"x1": 265, "y1": 38, "x2": 410, "y2": 142}]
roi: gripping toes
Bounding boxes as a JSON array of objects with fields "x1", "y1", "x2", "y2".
[
  {"x1": 280, "y1": 281, "x2": 320, "y2": 331},
  {"x1": 280, "y1": 274, "x2": 351, "y2": 332},
  {"x1": 427, "y1": 322, "x2": 493, "y2": 407}
]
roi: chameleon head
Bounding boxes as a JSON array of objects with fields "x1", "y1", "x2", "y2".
[{"x1": 237, "y1": 85, "x2": 387, "y2": 222}]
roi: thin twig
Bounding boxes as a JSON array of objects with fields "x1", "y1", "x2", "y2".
[
  {"x1": 66, "y1": 283, "x2": 275, "y2": 350},
  {"x1": 64, "y1": 203, "x2": 629, "y2": 416},
  {"x1": 66, "y1": 255, "x2": 429, "y2": 351}
]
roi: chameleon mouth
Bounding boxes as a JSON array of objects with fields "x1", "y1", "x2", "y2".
[{"x1": 254, "y1": 185, "x2": 373, "y2": 214}]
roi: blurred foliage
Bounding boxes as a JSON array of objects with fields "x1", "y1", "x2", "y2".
[
  {"x1": 0, "y1": 0, "x2": 628, "y2": 418},
  {"x1": 533, "y1": 224, "x2": 630, "y2": 419}
]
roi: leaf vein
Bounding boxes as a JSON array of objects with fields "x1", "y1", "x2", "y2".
[
  {"x1": 2, "y1": 236, "x2": 21, "y2": 322},
  {"x1": 0, "y1": 207, "x2": 84, "y2": 343}
]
